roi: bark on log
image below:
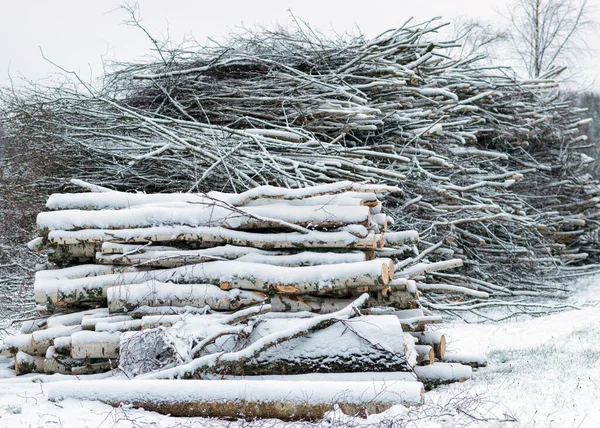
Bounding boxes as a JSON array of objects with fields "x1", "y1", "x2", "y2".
[
  {"x1": 240, "y1": 315, "x2": 412, "y2": 376},
  {"x1": 47, "y1": 379, "x2": 423, "y2": 420},
  {"x1": 70, "y1": 331, "x2": 121, "y2": 359},
  {"x1": 396, "y1": 259, "x2": 464, "y2": 278},
  {"x1": 37, "y1": 204, "x2": 371, "y2": 236},
  {"x1": 81, "y1": 315, "x2": 133, "y2": 330},
  {"x1": 46, "y1": 227, "x2": 378, "y2": 250},
  {"x1": 141, "y1": 315, "x2": 184, "y2": 329},
  {"x1": 107, "y1": 282, "x2": 268, "y2": 313},
  {"x1": 46, "y1": 182, "x2": 396, "y2": 210},
  {"x1": 36, "y1": 259, "x2": 391, "y2": 309},
  {"x1": 31, "y1": 325, "x2": 81, "y2": 355},
  {"x1": 416, "y1": 283, "x2": 489, "y2": 298},
  {"x1": 96, "y1": 248, "x2": 366, "y2": 269},
  {"x1": 384, "y1": 231, "x2": 420, "y2": 246},
  {"x1": 414, "y1": 363, "x2": 472, "y2": 387}
]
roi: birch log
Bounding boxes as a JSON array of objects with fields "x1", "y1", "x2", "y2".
[
  {"x1": 46, "y1": 227, "x2": 378, "y2": 250},
  {"x1": 36, "y1": 260, "x2": 391, "y2": 309},
  {"x1": 107, "y1": 282, "x2": 267, "y2": 313},
  {"x1": 37, "y1": 204, "x2": 371, "y2": 236},
  {"x1": 46, "y1": 182, "x2": 397, "y2": 210},
  {"x1": 47, "y1": 379, "x2": 423, "y2": 420},
  {"x1": 96, "y1": 247, "x2": 366, "y2": 268}
]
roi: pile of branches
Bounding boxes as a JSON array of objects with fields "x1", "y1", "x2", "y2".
[{"x1": 1, "y1": 18, "x2": 598, "y2": 314}]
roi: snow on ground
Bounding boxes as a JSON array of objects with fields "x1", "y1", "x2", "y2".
[{"x1": 1, "y1": 277, "x2": 599, "y2": 427}]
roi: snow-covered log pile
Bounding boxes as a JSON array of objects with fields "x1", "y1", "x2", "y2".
[
  {"x1": 2, "y1": 18, "x2": 598, "y2": 314},
  {"x1": 0, "y1": 180, "x2": 476, "y2": 419}
]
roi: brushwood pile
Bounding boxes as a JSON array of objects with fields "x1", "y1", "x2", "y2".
[{"x1": 2, "y1": 18, "x2": 598, "y2": 313}]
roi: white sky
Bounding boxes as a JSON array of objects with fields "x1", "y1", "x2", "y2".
[{"x1": 1, "y1": 0, "x2": 599, "y2": 89}]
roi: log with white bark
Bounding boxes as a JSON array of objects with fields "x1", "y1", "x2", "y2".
[
  {"x1": 243, "y1": 192, "x2": 378, "y2": 208},
  {"x1": 107, "y1": 282, "x2": 268, "y2": 314},
  {"x1": 46, "y1": 227, "x2": 378, "y2": 250},
  {"x1": 45, "y1": 309, "x2": 109, "y2": 328},
  {"x1": 376, "y1": 245, "x2": 416, "y2": 260},
  {"x1": 101, "y1": 242, "x2": 186, "y2": 255},
  {"x1": 413, "y1": 362, "x2": 472, "y2": 386},
  {"x1": 96, "y1": 247, "x2": 367, "y2": 268},
  {"x1": 37, "y1": 204, "x2": 371, "y2": 236},
  {"x1": 235, "y1": 251, "x2": 367, "y2": 267},
  {"x1": 36, "y1": 259, "x2": 391, "y2": 309},
  {"x1": 31, "y1": 325, "x2": 81, "y2": 355},
  {"x1": 409, "y1": 331, "x2": 446, "y2": 360},
  {"x1": 70, "y1": 331, "x2": 121, "y2": 359},
  {"x1": 396, "y1": 259, "x2": 464, "y2": 278},
  {"x1": 47, "y1": 378, "x2": 422, "y2": 420},
  {"x1": 46, "y1": 182, "x2": 397, "y2": 210},
  {"x1": 95, "y1": 319, "x2": 143, "y2": 332}
]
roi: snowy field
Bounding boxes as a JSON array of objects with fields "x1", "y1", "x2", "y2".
[{"x1": 0, "y1": 277, "x2": 599, "y2": 428}]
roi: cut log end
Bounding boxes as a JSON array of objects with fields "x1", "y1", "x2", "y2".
[{"x1": 273, "y1": 284, "x2": 302, "y2": 294}]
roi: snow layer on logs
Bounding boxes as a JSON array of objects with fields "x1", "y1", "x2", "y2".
[{"x1": 96, "y1": 248, "x2": 366, "y2": 268}]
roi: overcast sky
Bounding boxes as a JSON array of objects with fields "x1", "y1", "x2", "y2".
[{"x1": 1, "y1": 0, "x2": 599, "y2": 89}]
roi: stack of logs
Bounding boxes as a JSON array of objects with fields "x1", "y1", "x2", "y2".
[{"x1": 1, "y1": 181, "x2": 477, "y2": 415}]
